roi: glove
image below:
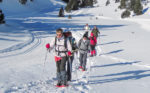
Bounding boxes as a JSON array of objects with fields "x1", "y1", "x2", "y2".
[
  {"x1": 46, "y1": 43, "x2": 50, "y2": 49},
  {"x1": 68, "y1": 51, "x2": 72, "y2": 56}
]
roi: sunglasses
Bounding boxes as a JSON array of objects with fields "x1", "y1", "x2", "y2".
[{"x1": 57, "y1": 33, "x2": 62, "y2": 37}]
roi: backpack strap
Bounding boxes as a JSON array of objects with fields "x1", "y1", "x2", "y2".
[
  {"x1": 64, "y1": 37, "x2": 67, "y2": 49},
  {"x1": 54, "y1": 36, "x2": 68, "y2": 51}
]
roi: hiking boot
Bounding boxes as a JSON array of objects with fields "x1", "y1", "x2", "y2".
[
  {"x1": 79, "y1": 66, "x2": 83, "y2": 69},
  {"x1": 61, "y1": 81, "x2": 68, "y2": 87},
  {"x1": 82, "y1": 67, "x2": 86, "y2": 71},
  {"x1": 56, "y1": 81, "x2": 62, "y2": 87},
  {"x1": 82, "y1": 69, "x2": 86, "y2": 71},
  {"x1": 61, "y1": 84, "x2": 69, "y2": 87},
  {"x1": 57, "y1": 82, "x2": 62, "y2": 86}
]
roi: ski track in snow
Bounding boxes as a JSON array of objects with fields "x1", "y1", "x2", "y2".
[{"x1": 0, "y1": 30, "x2": 42, "y2": 58}]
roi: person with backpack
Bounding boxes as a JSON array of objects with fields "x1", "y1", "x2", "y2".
[
  {"x1": 78, "y1": 34, "x2": 90, "y2": 71},
  {"x1": 89, "y1": 32, "x2": 97, "y2": 57},
  {"x1": 83, "y1": 24, "x2": 90, "y2": 38},
  {"x1": 46, "y1": 28, "x2": 72, "y2": 87},
  {"x1": 91, "y1": 25, "x2": 100, "y2": 38},
  {"x1": 66, "y1": 31, "x2": 78, "y2": 81}
]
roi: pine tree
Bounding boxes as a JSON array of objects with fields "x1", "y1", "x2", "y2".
[
  {"x1": 59, "y1": 7, "x2": 65, "y2": 17},
  {"x1": 119, "y1": 0, "x2": 126, "y2": 9},
  {"x1": 93, "y1": 0, "x2": 97, "y2": 4},
  {"x1": 115, "y1": 0, "x2": 120, "y2": 3},
  {"x1": 106, "y1": 0, "x2": 110, "y2": 6},
  {"x1": 130, "y1": 0, "x2": 136, "y2": 10},
  {"x1": 62, "y1": 0, "x2": 69, "y2": 3},
  {"x1": 81, "y1": 0, "x2": 93, "y2": 7},
  {"x1": 0, "y1": 0, "x2": 2, "y2": 3},
  {"x1": 19, "y1": 0, "x2": 27, "y2": 5},
  {"x1": 121, "y1": 9, "x2": 131, "y2": 18},
  {"x1": 0, "y1": 9, "x2": 5, "y2": 24},
  {"x1": 134, "y1": 0, "x2": 143, "y2": 15},
  {"x1": 65, "y1": 0, "x2": 80, "y2": 12}
]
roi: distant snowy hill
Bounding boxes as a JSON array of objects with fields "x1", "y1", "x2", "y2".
[{"x1": 0, "y1": 0, "x2": 58, "y2": 17}]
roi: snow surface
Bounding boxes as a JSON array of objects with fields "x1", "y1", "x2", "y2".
[{"x1": 0, "y1": 0, "x2": 150, "y2": 93}]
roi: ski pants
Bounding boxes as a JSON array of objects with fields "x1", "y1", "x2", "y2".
[
  {"x1": 90, "y1": 45, "x2": 96, "y2": 55},
  {"x1": 67, "y1": 56, "x2": 74, "y2": 81},
  {"x1": 90, "y1": 45, "x2": 96, "y2": 51},
  {"x1": 56, "y1": 56, "x2": 67, "y2": 84},
  {"x1": 79, "y1": 52, "x2": 87, "y2": 70}
]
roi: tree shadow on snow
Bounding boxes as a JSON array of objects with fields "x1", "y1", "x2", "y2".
[
  {"x1": 100, "y1": 49, "x2": 124, "y2": 55},
  {"x1": 98, "y1": 40, "x2": 123, "y2": 46},
  {"x1": 89, "y1": 69, "x2": 150, "y2": 85},
  {"x1": 91, "y1": 61, "x2": 140, "y2": 69}
]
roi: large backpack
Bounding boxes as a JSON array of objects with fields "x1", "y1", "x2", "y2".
[{"x1": 68, "y1": 37, "x2": 77, "y2": 50}]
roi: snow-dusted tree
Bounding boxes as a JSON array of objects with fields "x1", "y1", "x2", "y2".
[
  {"x1": 19, "y1": 0, "x2": 27, "y2": 5},
  {"x1": 133, "y1": 0, "x2": 143, "y2": 15},
  {"x1": 130, "y1": 0, "x2": 136, "y2": 10},
  {"x1": 106, "y1": 0, "x2": 110, "y2": 6},
  {"x1": 62, "y1": 0, "x2": 69, "y2": 3},
  {"x1": 80, "y1": 0, "x2": 93, "y2": 7},
  {"x1": 119, "y1": 0, "x2": 126, "y2": 9},
  {"x1": 93, "y1": 0, "x2": 97, "y2": 4},
  {"x1": 115, "y1": 0, "x2": 120, "y2": 3},
  {"x1": 65, "y1": 0, "x2": 80, "y2": 12},
  {"x1": 0, "y1": 9, "x2": 5, "y2": 24},
  {"x1": 121, "y1": 9, "x2": 131, "y2": 18}
]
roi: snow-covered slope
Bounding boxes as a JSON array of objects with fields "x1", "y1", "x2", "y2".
[
  {"x1": 0, "y1": 0, "x2": 62, "y2": 17},
  {"x1": 0, "y1": 0, "x2": 150, "y2": 93}
]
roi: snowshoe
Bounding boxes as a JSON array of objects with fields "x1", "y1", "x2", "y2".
[
  {"x1": 56, "y1": 83, "x2": 69, "y2": 87},
  {"x1": 56, "y1": 81, "x2": 62, "y2": 87},
  {"x1": 79, "y1": 66, "x2": 83, "y2": 69}
]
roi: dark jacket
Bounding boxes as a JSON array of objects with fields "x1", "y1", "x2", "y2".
[{"x1": 91, "y1": 28, "x2": 100, "y2": 38}]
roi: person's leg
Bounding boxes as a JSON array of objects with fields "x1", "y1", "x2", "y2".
[
  {"x1": 56, "y1": 60, "x2": 61, "y2": 86},
  {"x1": 93, "y1": 45, "x2": 96, "y2": 56},
  {"x1": 79, "y1": 52, "x2": 84, "y2": 68},
  {"x1": 90, "y1": 45, "x2": 95, "y2": 56},
  {"x1": 60, "y1": 56, "x2": 68, "y2": 85},
  {"x1": 82, "y1": 53, "x2": 87, "y2": 70}
]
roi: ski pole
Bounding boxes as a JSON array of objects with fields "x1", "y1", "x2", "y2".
[{"x1": 43, "y1": 49, "x2": 49, "y2": 73}]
